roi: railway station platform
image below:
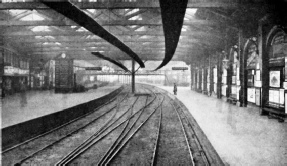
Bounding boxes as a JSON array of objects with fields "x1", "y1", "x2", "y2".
[
  {"x1": 1, "y1": 83, "x2": 121, "y2": 128},
  {"x1": 156, "y1": 85, "x2": 287, "y2": 166}
]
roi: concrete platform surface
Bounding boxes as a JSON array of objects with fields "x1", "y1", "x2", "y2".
[
  {"x1": 157, "y1": 85, "x2": 287, "y2": 166},
  {"x1": 1, "y1": 84, "x2": 121, "y2": 128}
]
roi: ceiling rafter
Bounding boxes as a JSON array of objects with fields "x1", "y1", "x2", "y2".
[{"x1": 0, "y1": 1, "x2": 263, "y2": 10}]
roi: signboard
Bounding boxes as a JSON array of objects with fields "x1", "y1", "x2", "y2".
[
  {"x1": 4, "y1": 66, "x2": 29, "y2": 76},
  {"x1": 85, "y1": 67, "x2": 102, "y2": 70},
  {"x1": 172, "y1": 67, "x2": 188, "y2": 70}
]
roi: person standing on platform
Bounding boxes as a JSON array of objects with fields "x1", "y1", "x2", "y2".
[{"x1": 173, "y1": 83, "x2": 177, "y2": 95}]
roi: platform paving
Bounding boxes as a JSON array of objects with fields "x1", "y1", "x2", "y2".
[
  {"x1": 157, "y1": 85, "x2": 287, "y2": 166},
  {"x1": 1, "y1": 84, "x2": 121, "y2": 128}
]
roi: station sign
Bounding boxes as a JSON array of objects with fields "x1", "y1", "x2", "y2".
[
  {"x1": 85, "y1": 67, "x2": 102, "y2": 71},
  {"x1": 4, "y1": 66, "x2": 29, "y2": 76},
  {"x1": 172, "y1": 67, "x2": 188, "y2": 70}
]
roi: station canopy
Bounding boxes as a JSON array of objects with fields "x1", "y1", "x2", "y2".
[{"x1": 0, "y1": 0, "x2": 274, "y2": 69}]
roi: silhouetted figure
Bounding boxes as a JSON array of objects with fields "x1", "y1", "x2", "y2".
[
  {"x1": 19, "y1": 79, "x2": 27, "y2": 107},
  {"x1": 173, "y1": 83, "x2": 177, "y2": 95}
]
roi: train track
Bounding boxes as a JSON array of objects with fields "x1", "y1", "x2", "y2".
[
  {"x1": 2, "y1": 84, "x2": 213, "y2": 165},
  {"x1": 2, "y1": 86, "x2": 128, "y2": 166},
  {"x1": 99, "y1": 88, "x2": 164, "y2": 166}
]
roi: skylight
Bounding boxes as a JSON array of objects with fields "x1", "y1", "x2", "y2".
[
  {"x1": 186, "y1": 9, "x2": 198, "y2": 16},
  {"x1": 139, "y1": 35, "x2": 149, "y2": 39},
  {"x1": 126, "y1": 9, "x2": 139, "y2": 16},
  {"x1": 129, "y1": 15, "x2": 142, "y2": 20},
  {"x1": 6, "y1": 10, "x2": 27, "y2": 16},
  {"x1": 76, "y1": 27, "x2": 89, "y2": 32},
  {"x1": 129, "y1": 25, "x2": 137, "y2": 29},
  {"x1": 35, "y1": 36, "x2": 44, "y2": 39},
  {"x1": 31, "y1": 26, "x2": 50, "y2": 32},
  {"x1": 136, "y1": 27, "x2": 145, "y2": 31},
  {"x1": 87, "y1": 9, "x2": 96, "y2": 13},
  {"x1": 181, "y1": 25, "x2": 188, "y2": 32},
  {"x1": 20, "y1": 13, "x2": 45, "y2": 21},
  {"x1": 44, "y1": 36, "x2": 55, "y2": 39}
]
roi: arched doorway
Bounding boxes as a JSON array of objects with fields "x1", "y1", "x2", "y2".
[{"x1": 262, "y1": 26, "x2": 287, "y2": 119}]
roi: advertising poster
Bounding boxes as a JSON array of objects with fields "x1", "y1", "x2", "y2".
[
  {"x1": 232, "y1": 76, "x2": 236, "y2": 84},
  {"x1": 247, "y1": 88, "x2": 256, "y2": 103},
  {"x1": 222, "y1": 76, "x2": 227, "y2": 84},
  {"x1": 269, "y1": 71, "x2": 280, "y2": 87},
  {"x1": 256, "y1": 70, "x2": 261, "y2": 81},
  {"x1": 273, "y1": 90, "x2": 280, "y2": 103},
  {"x1": 223, "y1": 68, "x2": 227, "y2": 76},
  {"x1": 285, "y1": 57, "x2": 287, "y2": 81},
  {"x1": 269, "y1": 90, "x2": 274, "y2": 102},
  {"x1": 213, "y1": 68, "x2": 217, "y2": 83},
  {"x1": 255, "y1": 88, "x2": 261, "y2": 106},
  {"x1": 237, "y1": 67, "x2": 240, "y2": 80},
  {"x1": 237, "y1": 86, "x2": 240, "y2": 100},
  {"x1": 279, "y1": 89, "x2": 285, "y2": 105},
  {"x1": 222, "y1": 85, "x2": 226, "y2": 96},
  {"x1": 231, "y1": 85, "x2": 237, "y2": 98},
  {"x1": 231, "y1": 85, "x2": 237, "y2": 95}
]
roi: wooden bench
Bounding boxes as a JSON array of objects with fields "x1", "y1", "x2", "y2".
[{"x1": 262, "y1": 107, "x2": 286, "y2": 123}]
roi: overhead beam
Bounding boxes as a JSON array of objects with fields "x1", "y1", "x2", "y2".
[
  {"x1": 2, "y1": 30, "x2": 223, "y2": 38},
  {"x1": 0, "y1": 1, "x2": 264, "y2": 10},
  {"x1": 31, "y1": 51, "x2": 189, "y2": 60},
  {"x1": 29, "y1": 45, "x2": 196, "y2": 52},
  {"x1": 0, "y1": 19, "x2": 219, "y2": 26},
  {"x1": 5, "y1": 37, "x2": 201, "y2": 44}
]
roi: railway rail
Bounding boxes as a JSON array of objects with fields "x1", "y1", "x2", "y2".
[{"x1": 2, "y1": 84, "x2": 219, "y2": 166}]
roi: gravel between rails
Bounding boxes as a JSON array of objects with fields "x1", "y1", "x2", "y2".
[
  {"x1": 108, "y1": 95, "x2": 163, "y2": 166},
  {"x1": 154, "y1": 98, "x2": 194, "y2": 166},
  {"x1": 69, "y1": 96, "x2": 148, "y2": 165}
]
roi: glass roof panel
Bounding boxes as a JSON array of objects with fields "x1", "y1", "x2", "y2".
[
  {"x1": 31, "y1": 26, "x2": 50, "y2": 32},
  {"x1": 20, "y1": 13, "x2": 45, "y2": 21}
]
